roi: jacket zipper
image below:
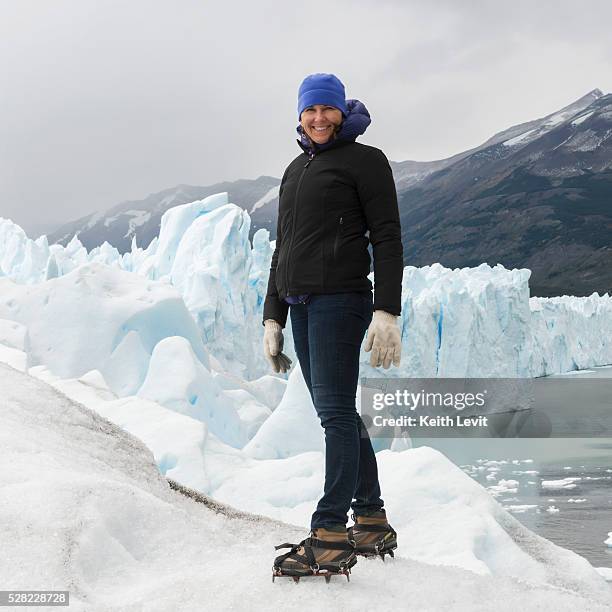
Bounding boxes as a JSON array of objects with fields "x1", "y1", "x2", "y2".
[
  {"x1": 333, "y1": 216, "x2": 343, "y2": 260},
  {"x1": 284, "y1": 151, "x2": 314, "y2": 296}
]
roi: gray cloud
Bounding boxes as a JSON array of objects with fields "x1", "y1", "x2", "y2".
[{"x1": 1, "y1": 0, "x2": 611, "y2": 236}]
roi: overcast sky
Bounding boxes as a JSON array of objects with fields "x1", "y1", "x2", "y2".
[{"x1": 1, "y1": 0, "x2": 611, "y2": 236}]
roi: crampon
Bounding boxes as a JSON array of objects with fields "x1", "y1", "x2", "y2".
[{"x1": 272, "y1": 529, "x2": 357, "y2": 583}]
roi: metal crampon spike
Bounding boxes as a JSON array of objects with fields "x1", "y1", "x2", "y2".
[{"x1": 272, "y1": 567, "x2": 354, "y2": 584}]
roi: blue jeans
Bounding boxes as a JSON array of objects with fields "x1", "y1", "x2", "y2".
[{"x1": 289, "y1": 292, "x2": 385, "y2": 530}]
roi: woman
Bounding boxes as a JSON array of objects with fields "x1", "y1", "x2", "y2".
[{"x1": 262, "y1": 73, "x2": 403, "y2": 581}]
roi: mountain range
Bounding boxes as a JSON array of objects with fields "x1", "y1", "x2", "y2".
[
  {"x1": 47, "y1": 88, "x2": 611, "y2": 297},
  {"x1": 396, "y1": 88, "x2": 611, "y2": 297}
]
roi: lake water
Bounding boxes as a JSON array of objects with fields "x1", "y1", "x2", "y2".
[{"x1": 409, "y1": 365, "x2": 612, "y2": 569}]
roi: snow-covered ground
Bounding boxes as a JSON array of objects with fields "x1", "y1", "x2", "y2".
[{"x1": 2, "y1": 362, "x2": 611, "y2": 611}]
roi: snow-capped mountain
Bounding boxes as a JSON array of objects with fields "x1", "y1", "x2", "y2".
[
  {"x1": 397, "y1": 88, "x2": 612, "y2": 298},
  {"x1": 47, "y1": 88, "x2": 610, "y2": 297},
  {"x1": 389, "y1": 89, "x2": 603, "y2": 191},
  {"x1": 48, "y1": 177, "x2": 281, "y2": 254}
]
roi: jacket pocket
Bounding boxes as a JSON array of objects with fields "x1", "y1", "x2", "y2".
[{"x1": 332, "y1": 216, "x2": 344, "y2": 261}]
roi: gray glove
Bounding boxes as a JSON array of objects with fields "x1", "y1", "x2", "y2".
[
  {"x1": 263, "y1": 319, "x2": 292, "y2": 374},
  {"x1": 364, "y1": 310, "x2": 402, "y2": 369}
]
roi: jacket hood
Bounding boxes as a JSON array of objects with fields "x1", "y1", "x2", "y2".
[{"x1": 296, "y1": 98, "x2": 371, "y2": 155}]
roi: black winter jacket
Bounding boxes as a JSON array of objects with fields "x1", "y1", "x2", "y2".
[{"x1": 262, "y1": 137, "x2": 403, "y2": 328}]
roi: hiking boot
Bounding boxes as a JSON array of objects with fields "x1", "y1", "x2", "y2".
[{"x1": 347, "y1": 510, "x2": 397, "y2": 560}]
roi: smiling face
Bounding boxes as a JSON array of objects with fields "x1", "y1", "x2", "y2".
[{"x1": 300, "y1": 104, "x2": 344, "y2": 145}]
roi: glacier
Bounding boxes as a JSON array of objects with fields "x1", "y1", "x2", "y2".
[
  {"x1": 0, "y1": 192, "x2": 610, "y2": 463},
  {"x1": 0, "y1": 193, "x2": 611, "y2": 606},
  {"x1": 0, "y1": 191, "x2": 611, "y2": 460},
  {"x1": 0, "y1": 193, "x2": 610, "y2": 384}
]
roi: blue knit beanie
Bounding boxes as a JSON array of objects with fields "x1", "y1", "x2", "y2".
[{"x1": 297, "y1": 73, "x2": 347, "y2": 120}]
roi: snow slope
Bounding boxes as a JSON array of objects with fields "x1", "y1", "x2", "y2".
[{"x1": 1, "y1": 362, "x2": 611, "y2": 611}]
